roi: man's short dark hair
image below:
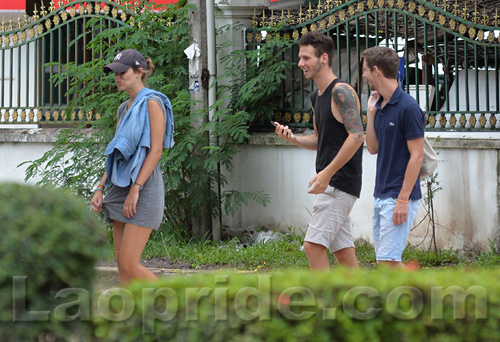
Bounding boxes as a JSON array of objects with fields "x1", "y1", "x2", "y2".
[
  {"x1": 362, "y1": 46, "x2": 399, "y2": 80},
  {"x1": 298, "y1": 32, "x2": 334, "y2": 66}
]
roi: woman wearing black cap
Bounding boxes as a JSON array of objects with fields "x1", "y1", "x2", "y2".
[{"x1": 90, "y1": 49, "x2": 174, "y2": 285}]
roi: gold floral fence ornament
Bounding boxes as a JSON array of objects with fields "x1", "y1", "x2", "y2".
[{"x1": 245, "y1": 0, "x2": 499, "y2": 46}]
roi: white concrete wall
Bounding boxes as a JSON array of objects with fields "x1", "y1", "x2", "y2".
[
  {"x1": 221, "y1": 132, "x2": 500, "y2": 251},
  {"x1": 1, "y1": 129, "x2": 499, "y2": 250},
  {"x1": 0, "y1": 128, "x2": 57, "y2": 184},
  {"x1": 0, "y1": 141, "x2": 52, "y2": 184},
  {"x1": 220, "y1": 134, "x2": 378, "y2": 241}
]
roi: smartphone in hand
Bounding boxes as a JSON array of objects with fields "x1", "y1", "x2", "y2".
[{"x1": 270, "y1": 121, "x2": 279, "y2": 127}]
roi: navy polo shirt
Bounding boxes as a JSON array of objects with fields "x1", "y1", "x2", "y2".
[{"x1": 373, "y1": 86, "x2": 425, "y2": 201}]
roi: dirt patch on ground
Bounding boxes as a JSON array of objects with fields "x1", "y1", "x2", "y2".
[
  {"x1": 141, "y1": 258, "x2": 193, "y2": 269},
  {"x1": 97, "y1": 258, "x2": 223, "y2": 270}
]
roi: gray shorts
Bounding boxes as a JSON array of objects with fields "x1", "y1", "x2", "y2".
[
  {"x1": 102, "y1": 164, "x2": 164, "y2": 230},
  {"x1": 305, "y1": 186, "x2": 357, "y2": 253}
]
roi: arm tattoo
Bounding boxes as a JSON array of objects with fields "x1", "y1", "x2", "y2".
[{"x1": 332, "y1": 84, "x2": 364, "y2": 141}]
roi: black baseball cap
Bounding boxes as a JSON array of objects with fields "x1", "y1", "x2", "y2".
[{"x1": 103, "y1": 49, "x2": 148, "y2": 74}]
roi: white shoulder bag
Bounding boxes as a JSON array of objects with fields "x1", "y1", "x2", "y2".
[{"x1": 419, "y1": 137, "x2": 438, "y2": 179}]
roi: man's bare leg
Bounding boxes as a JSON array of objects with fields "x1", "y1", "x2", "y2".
[
  {"x1": 305, "y1": 243, "x2": 360, "y2": 269},
  {"x1": 333, "y1": 247, "x2": 359, "y2": 268},
  {"x1": 304, "y1": 241, "x2": 330, "y2": 270}
]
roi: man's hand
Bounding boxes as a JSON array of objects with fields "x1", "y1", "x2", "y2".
[
  {"x1": 366, "y1": 90, "x2": 380, "y2": 117},
  {"x1": 307, "y1": 170, "x2": 331, "y2": 194},
  {"x1": 393, "y1": 200, "x2": 409, "y2": 226},
  {"x1": 274, "y1": 122, "x2": 297, "y2": 144},
  {"x1": 365, "y1": 90, "x2": 381, "y2": 154}
]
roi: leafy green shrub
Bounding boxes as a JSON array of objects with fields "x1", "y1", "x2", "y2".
[
  {"x1": 93, "y1": 268, "x2": 500, "y2": 341},
  {"x1": 218, "y1": 27, "x2": 294, "y2": 127},
  {"x1": 0, "y1": 183, "x2": 107, "y2": 341}
]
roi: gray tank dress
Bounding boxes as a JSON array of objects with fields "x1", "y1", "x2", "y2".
[{"x1": 102, "y1": 96, "x2": 165, "y2": 230}]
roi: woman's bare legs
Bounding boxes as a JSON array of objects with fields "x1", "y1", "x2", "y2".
[{"x1": 112, "y1": 221, "x2": 157, "y2": 285}]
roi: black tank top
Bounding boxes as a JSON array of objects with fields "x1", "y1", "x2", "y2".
[{"x1": 310, "y1": 78, "x2": 363, "y2": 198}]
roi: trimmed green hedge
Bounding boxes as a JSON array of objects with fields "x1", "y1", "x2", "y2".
[
  {"x1": 0, "y1": 183, "x2": 108, "y2": 341},
  {"x1": 94, "y1": 268, "x2": 500, "y2": 341}
]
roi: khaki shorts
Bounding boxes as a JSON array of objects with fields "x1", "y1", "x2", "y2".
[{"x1": 305, "y1": 186, "x2": 357, "y2": 253}]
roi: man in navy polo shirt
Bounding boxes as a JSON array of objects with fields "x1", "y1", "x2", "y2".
[{"x1": 363, "y1": 46, "x2": 424, "y2": 269}]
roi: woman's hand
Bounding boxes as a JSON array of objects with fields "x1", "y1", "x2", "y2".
[
  {"x1": 123, "y1": 185, "x2": 140, "y2": 218},
  {"x1": 90, "y1": 191, "x2": 103, "y2": 213}
]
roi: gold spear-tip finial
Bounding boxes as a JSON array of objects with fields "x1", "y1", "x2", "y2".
[{"x1": 32, "y1": 4, "x2": 39, "y2": 21}]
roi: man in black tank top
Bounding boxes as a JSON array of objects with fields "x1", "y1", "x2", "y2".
[{"x1": 273, "y1": 32, "x2": 364, "y2": 270}]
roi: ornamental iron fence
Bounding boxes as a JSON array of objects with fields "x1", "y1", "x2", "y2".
[
  {"x1": 246, "y1": 0, "x2": 500, "y2": 130},
  {"x1": 0, "y1": 0, "x2": 174, "y2": 124}
]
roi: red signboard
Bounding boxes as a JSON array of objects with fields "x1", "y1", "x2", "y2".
[{"x1": 1, "y1": 0, "x2": 27, "y2": 10}]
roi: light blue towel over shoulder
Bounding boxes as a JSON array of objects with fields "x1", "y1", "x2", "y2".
[{"x1": 104, "y1": 87, "x2": 174, "y2": 187}]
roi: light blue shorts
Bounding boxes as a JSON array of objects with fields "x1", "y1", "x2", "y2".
[{"x1": 372, "y1": 197, "x2": 420, "y2": 262}]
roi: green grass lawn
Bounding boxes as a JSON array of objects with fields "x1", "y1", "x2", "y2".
[{"x1": 124, "y1": 229, "x2": 500, "y2": 271}]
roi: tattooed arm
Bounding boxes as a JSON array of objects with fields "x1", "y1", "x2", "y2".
[{"x1": 307, "y1": 83, "x2": 365, "y2": 194}]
